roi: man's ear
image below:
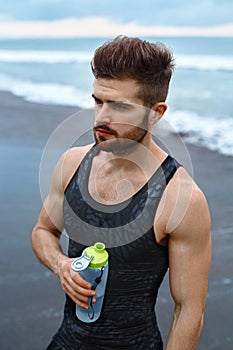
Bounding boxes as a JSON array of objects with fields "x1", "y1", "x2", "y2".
[{"x1": 149, "y1": 102, "x2": 167, "y2": 126}]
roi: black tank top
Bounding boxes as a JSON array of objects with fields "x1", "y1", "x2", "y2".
[{"x1": 53, "y1": 145, "x2": 180, "y2": 350}]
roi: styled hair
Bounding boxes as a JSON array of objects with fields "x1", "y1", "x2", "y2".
[{"x1": 91, "y1": 35, "x2": 175, "y2": 107}]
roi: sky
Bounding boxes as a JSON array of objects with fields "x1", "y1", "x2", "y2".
[{"x1": 0, "y1": 0, "x2": 232, "y2": 38}]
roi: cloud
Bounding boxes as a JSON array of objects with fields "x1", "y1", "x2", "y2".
[
  {"x1": 0, "y1": 17, "x2": 232, "y2": 39},
  {"x1": 0, "y1": 0, "x2": 232, "y2": 26}
]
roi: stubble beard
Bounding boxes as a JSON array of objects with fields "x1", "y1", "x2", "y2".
[{"x1": 94, "y1": 116, "x2": 149, "y2": 156}]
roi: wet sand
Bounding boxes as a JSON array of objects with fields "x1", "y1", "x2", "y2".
[{"x1": 0, "y1": 91, "x2": 232, "y2": 350}]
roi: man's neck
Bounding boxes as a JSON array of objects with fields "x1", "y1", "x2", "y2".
[{"x1": 98, "y1": 138, "x2": 167, "y2": 175}]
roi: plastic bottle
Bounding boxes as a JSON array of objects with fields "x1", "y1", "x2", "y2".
[{"x1": 71, "y1": 242, "x2": 109, "y2": 323}]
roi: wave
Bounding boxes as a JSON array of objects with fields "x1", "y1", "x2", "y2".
[
  {"x1": 0, "y1": 73, "x2": 92, "y2": 108},
  {"x1": 166, "y1": 109, "x2": 233, "y2": 156},
  {"x1": 0, "y1": 50, "x2": 93, "y2": 64},
  {"x1": 176, "y1": 54, "x2": 233, "y2": 71},
  {"x1": 0, "y1": 49, "x2": 233, "y2": 71}
]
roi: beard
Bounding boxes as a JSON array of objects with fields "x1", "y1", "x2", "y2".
[{"x1": 93, "y1": 115, "x2": 148, "y2": 155}]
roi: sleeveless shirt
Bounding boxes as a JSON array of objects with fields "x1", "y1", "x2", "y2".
[{"x1": 52, "y1": 144, "x2": 180, "y2": 350}]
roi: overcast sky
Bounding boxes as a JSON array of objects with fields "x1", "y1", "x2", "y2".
[
  {"x1": 0, "y1": 0, "x2": 232, "y2": 26},
  {"x1": 0, "y1": 0, "x2": 232, "y2": 38}
]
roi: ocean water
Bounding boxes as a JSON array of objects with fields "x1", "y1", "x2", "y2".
[{"x1": 0, "y1": 36, "x2": 233, "y2": 156}]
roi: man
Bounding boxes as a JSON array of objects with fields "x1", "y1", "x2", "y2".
[{"x1": 31, "y1": 36, "x2": 211, "y2": 349}]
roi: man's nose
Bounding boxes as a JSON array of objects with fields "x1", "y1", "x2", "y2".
[{"x1": 94, "y1": 103, "x2": 111, "y2": 126}]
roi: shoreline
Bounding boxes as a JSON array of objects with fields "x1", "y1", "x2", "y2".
[
  {"x1": 1, "y1": 90, "x2": 233, "y2": 350},
  {"x1": 1, "y1": 89, "x2": 232, "y2": 230}
]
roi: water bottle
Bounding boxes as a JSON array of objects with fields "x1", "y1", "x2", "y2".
[{"x1": 71, "y1": 242, "x2": 109, "y2": 323}]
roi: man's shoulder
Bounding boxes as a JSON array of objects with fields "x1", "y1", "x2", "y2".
[
  {"x1": 56, "y1": 143, "x2": 94, "y2": 191},
  {"x1": 63, "y1": 143, "x2": 94, "y2": 164},
  {"x1": 171, "y1": 166, "x2": 206, "y2": 205},
  {"x1": 158, "y1": 165, "x2": 210, "y2": 235}
]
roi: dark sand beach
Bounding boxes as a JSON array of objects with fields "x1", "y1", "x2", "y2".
[{"x1": 0, "y1": 91, "x2": 232, "y2": 350}]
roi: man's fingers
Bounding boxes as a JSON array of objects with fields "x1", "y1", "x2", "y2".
[
  {"x1": 60, "y1": 258, "x2": 96, "y2": 309},
  {"x1": 63, "y1": 281, "x2": 89, "y2": 309},
  {"x1": 71, "y1": 269, "x2": 92, "y2": 289},
  {"x1": 62, "y1": 273, "x2": 96, "y2": 309},
  {"x1": 66, "y1": 274, "x2": 96, "y2": 297}
]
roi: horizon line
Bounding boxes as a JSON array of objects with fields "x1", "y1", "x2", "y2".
[{"x1": 0, "y1": 16, "x2": 233, "y2": 39}]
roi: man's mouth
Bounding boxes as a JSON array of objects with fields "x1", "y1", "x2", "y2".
[{"x1": 95, "y1": 126, "x2": 116, "y2": 137}]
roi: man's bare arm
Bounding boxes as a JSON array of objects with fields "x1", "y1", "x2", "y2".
[
  {"x1": 31, "y1": 145, "x2": 96, "y2": 309},
  {"x1": 165, "y1": 176, "x2": 212, "y2": 349},
  {"x1": 32, "y1": 149, "x2": 71, "y2": 274}
]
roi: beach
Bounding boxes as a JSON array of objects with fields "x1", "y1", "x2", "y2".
[{"x1": 0, "y1": 91, "x2": 233, "y2": 350}]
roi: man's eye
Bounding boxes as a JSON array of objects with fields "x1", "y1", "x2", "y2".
[{"x1": 111, "y1": 102, "x2": 129, "y2": 110}]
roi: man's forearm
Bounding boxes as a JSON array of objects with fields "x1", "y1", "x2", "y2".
[
  {"x1": 31, "y1": 227, "x2": 68, "y2": 277},
  {"x1": 165, "y1": 307, "x2": 204, "y2": 350}
]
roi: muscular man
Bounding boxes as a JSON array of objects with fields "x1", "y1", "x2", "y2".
[{"x1": 31, "y1": 36, "x2": 211, "y2": 349}]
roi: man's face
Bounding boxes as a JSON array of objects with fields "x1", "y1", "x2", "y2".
[{"x1": 92, "y1": 78, "x2": 150, "y2": 154}]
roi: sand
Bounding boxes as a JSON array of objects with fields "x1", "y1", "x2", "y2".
[{"x1": 0, "y1": 91, "x2": 232, "y2": 350}]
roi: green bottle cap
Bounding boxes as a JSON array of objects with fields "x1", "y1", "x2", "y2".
[{"x1": 84, "y1": 242, "x2": 108, "y2": 268}]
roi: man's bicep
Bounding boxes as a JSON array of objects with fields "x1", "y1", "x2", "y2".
[
  {"x1": 36, "y1": 145, "x2": 92, "y2": 235},
  {"x1": 40, "y1": 194, "x2": 64, "y2": 235},
  {"x1": 37, "y1": 152, "x2": 68, "y2": 234}
]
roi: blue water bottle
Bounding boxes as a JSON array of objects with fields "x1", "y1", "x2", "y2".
[{"x1": 71, "y1": 242, "x2": 109, "y2": 323}]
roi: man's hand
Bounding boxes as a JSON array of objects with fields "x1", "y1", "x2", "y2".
[{"x1": 58, "y1": 257, "x2": 96, "y2": 310}]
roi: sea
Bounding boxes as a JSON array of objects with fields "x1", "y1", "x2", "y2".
[{"x1": 0, "y1": 36, "x2": 233, "y2": 156}]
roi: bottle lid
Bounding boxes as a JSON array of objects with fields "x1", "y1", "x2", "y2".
[
  {"x1": 84, "y1": 242, "x2": 108, "y2": 268},
  {"x1": 71, "y1": 252, "x2": 93, "y2": 272}
]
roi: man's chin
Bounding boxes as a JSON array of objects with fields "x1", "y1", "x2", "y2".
[{"x1": 95, "y1": 139, "x2": 117, "y2": 152}]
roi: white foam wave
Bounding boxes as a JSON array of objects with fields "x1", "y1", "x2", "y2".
[
  {"x1": 166, "y1": 109, "x2": 233, "y2": 156},
  {"x1": 0, "y1": 50, "x2": 93, "y2": 64},
  {"x1": 0, "y1": 73, "x2": 92, "y2": 108},
  {"x1": 176, "y1": 54, "x2": 233, "y2": 71},
  {"x1": 0, "y1": 49, "x2": 233, "y2": 71}
]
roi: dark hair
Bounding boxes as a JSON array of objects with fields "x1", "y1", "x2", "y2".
[{"x1": 91, "y1": 35, "x2": 175, "y2": 107}]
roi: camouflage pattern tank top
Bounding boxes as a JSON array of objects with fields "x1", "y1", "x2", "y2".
[{"x1": 53, "y1": 144, "x2": 180, "y2": 350}]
